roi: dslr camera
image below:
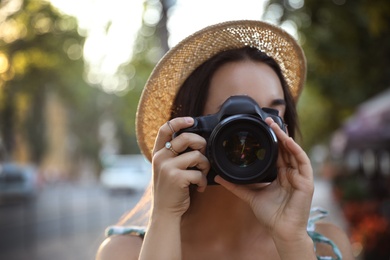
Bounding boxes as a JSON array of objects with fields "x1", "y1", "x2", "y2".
[{"x1": 174, "y1": 95, "x2": 286, "y2": 185}]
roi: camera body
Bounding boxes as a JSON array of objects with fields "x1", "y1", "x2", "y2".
[{"x1": 174, "y1": 95, "x2": 286, "y2": 185}]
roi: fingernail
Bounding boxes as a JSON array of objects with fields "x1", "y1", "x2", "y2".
[{"x1": 184, "y1": 117, "x2": 194, "y2": 124}]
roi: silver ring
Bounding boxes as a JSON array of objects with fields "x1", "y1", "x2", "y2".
[
  {"x1": 165, "y1": 141, "x2": 178, "y2": 156},
  {"x1": 167, "y1": 121, "x2": 176, "y2": 134}
]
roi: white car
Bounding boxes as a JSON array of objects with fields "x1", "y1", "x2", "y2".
[
  {"x1": 0, "y1": 162, "x2": 40, "y2": 203},
  {"x1": 99, "y1": 154, "x2": 151, "y2": 192}
]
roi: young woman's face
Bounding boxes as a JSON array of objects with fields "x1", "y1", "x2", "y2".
[{"x1": 204, "y1": 60, "x2": 286, "y2": 118}]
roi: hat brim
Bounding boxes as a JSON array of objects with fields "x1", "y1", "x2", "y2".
[{"x1": 136, "y1": 20, "x2": 306, "y2": 162}]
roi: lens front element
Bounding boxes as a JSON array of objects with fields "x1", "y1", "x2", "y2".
[
  {"x1": 208, "y1": 115, "x2": 278, "y2": 184},
  {"x1": 223, "y1": 131, "x2": 266, "y2": 167}
]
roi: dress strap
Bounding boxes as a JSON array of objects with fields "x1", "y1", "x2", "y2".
[
  {"x1": 105, "y1": 225, "x2": 146, "y2": 239},
  {"x1": 307, "y1": 207, "x2": 343, "y2": 260}
]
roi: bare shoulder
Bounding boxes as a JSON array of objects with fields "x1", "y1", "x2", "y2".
[
  {"x1": 315, "y1": 222, "x2": 355, "y2": 260},
  {"x1": 96, "y1": 235, "x2": 143, "y2": 260}
]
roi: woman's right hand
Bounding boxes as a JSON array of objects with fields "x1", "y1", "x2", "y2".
[
  {"x1": 151, "y1": 117, "x2": 210, "y2": 218},
  {"x1": 140, "y1": 117, "x2": 209, "y2": 260}
]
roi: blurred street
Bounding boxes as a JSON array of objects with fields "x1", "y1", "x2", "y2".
[
  {"x1": 0, "y1": 176, "x2": 349, "y2": 260},
  {"x1": 0, "y1": 181, "x2": 145, "y2": 260},
  {"x1": 312, "y1": 177, "x2": 347, "y2": 230}
]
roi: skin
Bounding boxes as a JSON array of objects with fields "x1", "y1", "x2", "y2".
[{"x1": 96, "y1": 60, "x2": 355, "y2": 260}]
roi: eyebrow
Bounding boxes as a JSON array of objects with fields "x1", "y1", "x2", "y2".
[{"x1": 270, "y1": 98, "x2": 286, "y2": 107}]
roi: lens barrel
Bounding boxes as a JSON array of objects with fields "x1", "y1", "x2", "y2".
[{"x1": 207, "y1": 115, "x2": 278, "y2": 184}]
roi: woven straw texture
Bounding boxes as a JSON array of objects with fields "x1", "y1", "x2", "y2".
[{"x1": 136, "y1": 20, "x2": 306, "y2": 162}]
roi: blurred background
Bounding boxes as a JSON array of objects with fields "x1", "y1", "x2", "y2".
[{"x1": 0, "y1": 0, "x2": 389, "y2": 259}]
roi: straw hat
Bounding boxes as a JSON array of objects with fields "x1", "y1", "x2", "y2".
[{"x1": 136, "y1": 20, "x2": 306, "y2": 162}]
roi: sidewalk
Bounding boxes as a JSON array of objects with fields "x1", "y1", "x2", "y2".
[{"x1": 312, "y1": 177, "x2": 348, "y2": 230}]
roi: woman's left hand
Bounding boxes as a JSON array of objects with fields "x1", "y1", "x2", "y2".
[{"x1": 215, "y1": 117, "x2": 314, "y2": 243}]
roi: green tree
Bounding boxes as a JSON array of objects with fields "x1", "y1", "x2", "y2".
[
  {"x1": 263, "y1": 0, "x2": 390, "y2": 149},
  {"x1": 0, "y1": 0, "x2": 105, "y2": 172},
  {"x1": 112, "y1": 0, "x2": 173, "y2": 154}
]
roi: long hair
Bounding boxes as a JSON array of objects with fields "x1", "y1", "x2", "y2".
[{"x1": 119, "y1": 47, "x2": 300, "y2": 226}]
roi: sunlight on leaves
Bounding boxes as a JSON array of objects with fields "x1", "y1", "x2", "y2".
[
  {"x1": 0, "y1": 18, "x2": 27, "y2": 43},
  {"x1": 0, "y1": 53, "x2": 9, "y2": 73}
]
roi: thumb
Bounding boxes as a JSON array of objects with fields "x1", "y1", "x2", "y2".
[{"x1": 214, "y1": 175, "x2": 253, "y2": 204}]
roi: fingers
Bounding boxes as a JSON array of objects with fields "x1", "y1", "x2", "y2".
[
  {"x1": 153, "y1": 117, "x2": 194, "y2": 156},
  {"x1": 156, "y1": 132, "x2": 208, "y2": 160},
  {"x1": 183, "y1": 169, "x2": 208, "y2": 192},
  {"x1": 152, "y1": 117, "x2": 210, "y2": 192},
  {"x1": 174, "y1": 150, "x2": 210, "y2": 177},
  {"x1": 155, "y1": 150, "x2": 210, "y2": 192},
  {"x1": 265, "y1": 117, "x2": 312, "y2": 180}
]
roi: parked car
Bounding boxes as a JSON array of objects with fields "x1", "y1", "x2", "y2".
[
  {"x1": 99, "y1": 154, "x2": 151, "y2": 192},
  {"x1": 0, "y1": 162, "x2": 40, "y2": 203}
]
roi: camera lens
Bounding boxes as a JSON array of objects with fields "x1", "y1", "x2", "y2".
[
  {"x1": 222, "y1": 131, "x2": 266, "y2": 167},
  {"x1": 208, "y1": 115, "x2": 278, "y2": 184}
]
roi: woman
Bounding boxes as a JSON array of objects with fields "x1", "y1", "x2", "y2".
[{"x1": 96, "y1": 20, "x2": 354, "y2": 259}]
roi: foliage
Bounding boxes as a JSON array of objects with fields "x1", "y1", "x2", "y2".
[
  {"x1": 0, "y1": 0, "x2": 106, "y2": 170},
  {"x1": 112, "y1": 0, "x2": 171, "y2": 154},
  {"x1": 264, "y1": 0, "x2": 390, "y2": 150},
  {"x1": 0, "y1": 0, "x2": 175, "y2": 177}
]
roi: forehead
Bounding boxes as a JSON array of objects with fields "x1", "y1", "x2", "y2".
[{"x1": 204, "y1": 60, "x2": 284, "y2": 114}]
